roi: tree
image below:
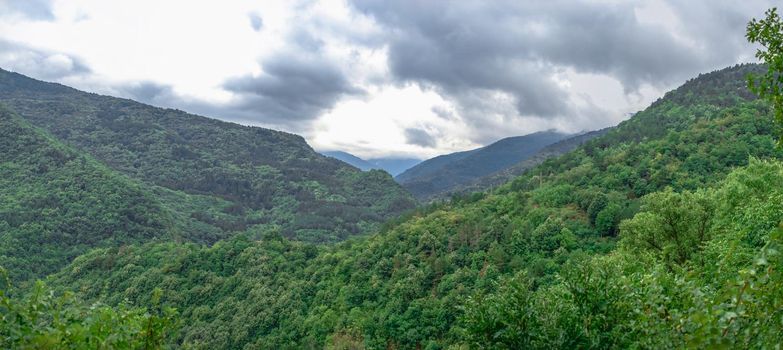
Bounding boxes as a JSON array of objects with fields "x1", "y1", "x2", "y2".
[
  {"x1": 0, "y1": 268, "x2": 177, "y2": 349},
  {"x1": 747, "y1": 7, "x2": 783, "y2": 143},
  {"x1": 619, "y1": 188, "x2": 714, "y2": 268},
  {"x1": 460, "y1": 272, "x2": 539, "y2": 349},
  {"x1": 595, "y1": 203, "x2": 622, "y2": 236}
]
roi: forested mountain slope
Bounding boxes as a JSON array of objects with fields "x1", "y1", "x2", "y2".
[
  {"x1": 0, "y1": 69, "x2": 416, "y2": 243},
  {"x1": 462, "y1": 159, "x2": 783, "y2": 348},
  {"x1": 397, "y1": 130, "x2": 571, "y2": 201},
  {"x1": 436, "y1": 128, "x2": 612, "y2": 200},
  {"x1": 46, "y1": 64, "x2": 783, "y2": 348},
  {"x1": 394, "y1": 149, "x2": 476, "y2": 183},
  {"x1": 0, "y1": 106, "x2": 174, "y2": 282}
]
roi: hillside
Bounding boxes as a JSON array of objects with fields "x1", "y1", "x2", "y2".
[
  {"x1": 446, "y1": 128, "x2": 612, "y2": 199},
  {"x1": 397, "y1": 130, "x2": 572, "y2": 201},
  {"x1": 394, "y1": 149, "x2": 476, "y2": 183},
  {"x1": 46, "y1": 64, "x2": 783, "y2": 348},
  {"x1": 461, "y1": 159, "x2": 783, "y2": 348},
  {"x1": 0, "y1": 106, "x2": 174, "y2": 282},
  {"x1": 0, "y1": 68, "x2": 416, "y2": 243}
]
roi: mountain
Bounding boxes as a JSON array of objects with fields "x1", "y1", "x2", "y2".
[
  {"x1": 322, "y1": 151, "x2": 422, "y2": 176},
  {"x1": 0, "y1": 106, "x2": 175, "y2": 282},
  {"x1": 394, "y1": 149, "x2": 477, "y2": 183},
  {"x1": 396, "y1": 130, "x2": 572, "y2": 200},
  {"x1": 45, "y1": 65, "x2": 783, "y2": 348},
  {"x1": 321, "y1": 151, "x2": 381, "y2": 171},
  {"x1": 443, "y1": 128, "x2": 612, "y2": 199},
  {"x1": 0, "y1": 68, "x2": 416, "y2": 243},
  {"x1": 367, "y1": 157, "x2": 421, "y2": 176}
]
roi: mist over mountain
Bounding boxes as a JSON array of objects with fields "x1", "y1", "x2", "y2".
[{"x1": 322, "y1": 151, "x2": 421, "y2": 176}]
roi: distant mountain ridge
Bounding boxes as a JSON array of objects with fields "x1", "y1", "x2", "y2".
[
  {"x1": 397, "y1": 130, "x2": 572, "y2": 200},
  {"x1": 395, "y1": 149, "x2": 477, "y2": 184},
  {"x1": 368, "y1": 157, "x2": 422, "y2": 176},
  {"x1": 322, "y1": 151, "x2": 421, "y2": 176},
  {"x1": 440, "y1": 128, "x2": 612, "y2": 199},
  {"x1": 0, "y1": 68, "x2": 416, "y2": 244},
  {"x1": 322, "y1": 151, "x2": 381, "y2": 171}
]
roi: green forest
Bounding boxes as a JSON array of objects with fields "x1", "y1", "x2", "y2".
[
  {"x1": 2, "y1": 7, "x2": 783, "y2": 350},
  {"x1": 0, "y1": 69, "x2": 416, "y2": 245}
]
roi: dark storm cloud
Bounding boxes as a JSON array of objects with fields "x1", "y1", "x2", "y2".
[
  {"x1": 348, "y1": 0, "x2": 770, "y2": 121},
  {"x1": 2, "y1": 0, "x2": 768, "y2": 151},
  {"x1": 222, "y1": 53, "x2": 363, "y2": 127},
  {"x1": 404, "y1": 128, "x2": 436, "y2": 148},
  {"x1": 0, "y1": 40, "x2": 91, "y2": 80},
  {"x1": 0, "y1": 0, "x2": 54, "y2": 20},
  {"x1": 109, "y1": 80, "x2": 285, "y2": 131}
]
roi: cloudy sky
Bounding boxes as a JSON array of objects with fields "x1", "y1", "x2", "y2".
[{"x1": 0, "y1": 0, "x2": 773, "y2": 159}]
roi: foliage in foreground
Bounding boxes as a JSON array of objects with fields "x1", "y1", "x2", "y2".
[
  {"x1": 0, "y1": 269, "x2": 176, "y2": 349},
  {"x1": 462, "y1": 159, "x2": 783, "y2": 349},
  {"x1": 747, "y1": 7, "x2": 783, "y2": 143}
]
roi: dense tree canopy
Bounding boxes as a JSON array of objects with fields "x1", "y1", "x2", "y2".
[
  {"x1": 0, "y1": 68, "x2": 416, "y2": 244},
  {"x1": 748, "y1": 7, "x2": 783, "y2": 142},
  {"x1": 0, "y1": 268, "x2": 176, "y2": 349},
  {"x1": 462, "y1": 159, "x2": 783, "y2": 348},
  {"x1": 0, "y1": 106, "x2": 174, "y2": 282}
]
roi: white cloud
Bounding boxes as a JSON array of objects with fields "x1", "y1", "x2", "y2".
[{"x1": 0, "y1": 0, "x2": 773, "y2": 158}]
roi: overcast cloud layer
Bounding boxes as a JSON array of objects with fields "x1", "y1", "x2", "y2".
[{"x1": 0, "y1": 0, "x2": 772, "y2": 158}]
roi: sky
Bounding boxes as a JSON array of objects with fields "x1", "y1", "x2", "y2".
[{"x1": 0, "y1": 0, "x2": 773, "y2": 159}]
